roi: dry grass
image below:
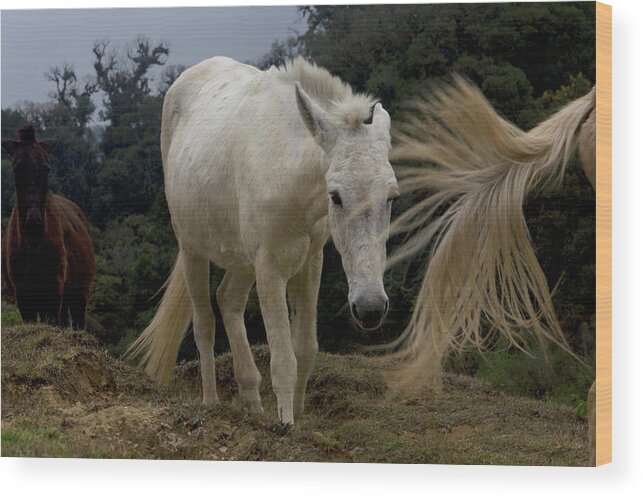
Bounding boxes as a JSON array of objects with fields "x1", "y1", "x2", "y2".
[{"x1": 1, "y1": 324, "x2": 588, "y2": 465}]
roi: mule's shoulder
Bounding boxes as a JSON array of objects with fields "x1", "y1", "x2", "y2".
[
  {"x1": 51, "y1": 193, "x2": 83, "y2": 213},
  {"x1": 51, "y1": 194, "x2": 91, "y2": 233}
]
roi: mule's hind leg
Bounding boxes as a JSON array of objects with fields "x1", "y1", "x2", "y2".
[
  {"x1": 181, "y1": 251, "x2": 219, "y2": 405},
  {"x1": 255, "y1": 258, "x2": 297, "y2": 425},
  {"x1": 287, "y1": 250, "x2": 322, "y2": 421},
  {"x1": 216, "y1": 271, "x2": 263, "y2": 414}
]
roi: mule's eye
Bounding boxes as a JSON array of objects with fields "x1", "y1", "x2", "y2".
[{"x1": 329, "y1": 191, "x2": 343, "y2": 207}]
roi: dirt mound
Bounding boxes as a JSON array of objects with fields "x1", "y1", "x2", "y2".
[
  {"x1": 2, "y1": 324, "x2": 152, "y2": 402},
  {"x1": 1, "y1": 324, "x2": 589, "y2": 464}
]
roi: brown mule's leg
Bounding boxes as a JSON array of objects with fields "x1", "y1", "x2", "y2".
[
  {"x1": 39, "y1": 292, "x2": 63, "y2": 326},
  {"x1": 35, "y1": 277, "x2": 64, "y2": 326},
  {"x1": 17, "y1": 292, "x2": 38, "y2": 323},
  {"x1": 68, "y1": 293, "x2": 88, "y2": 330}
]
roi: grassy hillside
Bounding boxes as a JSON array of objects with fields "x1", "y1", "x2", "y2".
[{"x1": 1, "y1": 324, "x2": 588, "y2": 465}]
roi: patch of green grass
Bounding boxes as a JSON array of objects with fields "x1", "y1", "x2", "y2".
[
  {"x1": 1, "y1": 427, "x2": 71, "y2": 457},
  {"x1": 446, "y1": 338, "x2": 595, "y2": 412},
  {"x1": 1, "y1": 301, "x2": 22, "y2": 326},
  {"x1": 2, "y1": 425, "x2": 119, "y2": 459}
]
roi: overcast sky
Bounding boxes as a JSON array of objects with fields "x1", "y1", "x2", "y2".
[{"x1": 1, "y1": 6, "x2": 306, "y2": 108}]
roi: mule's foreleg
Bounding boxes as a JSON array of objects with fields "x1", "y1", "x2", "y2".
[
  {"x1": 256, "y1": 263, "x2": 297, "y2": 425},
  {"x1": 217, "y1": 270, "x2": 263, "y2": 414},
  {"x1": 37, "y1": 279, "x2": 64, "y2": 326},
  {"x1": 181, "y1": 252, "x2": 219, "y2": 405},
  {"x1": 287, "y1": 250, "x2": 322, "y2": 421},
  {"x1": 16, "y1": 293, "x2": 38, "y2": 323}
]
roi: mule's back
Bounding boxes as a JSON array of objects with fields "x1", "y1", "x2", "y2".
[
  {"x1": 52, "y1": 194, "x2": 95, "y2": 290},
  {"x1": 161, "y1": 57, "x2": 260, "y2": 170}
]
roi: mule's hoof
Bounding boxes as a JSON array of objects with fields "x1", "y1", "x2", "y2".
[
  {"x1": 239, "y1": 388, "x2": 264, "y2": 415},
  {"x1": 278, "y1": 409, "x2": 295, "y2": 427},
  {"x1": 250, "y1": 404, "x2": 265, "y2": 415},
  {"x1": 294, "y1": 402, "x2": 306, "y2": 421},
  {"x1": 271, "y1": 420, "x2": 294, "y2": 435},
  {"x1": 241, "y1": 397, "x2": 264, "y2": 415}
]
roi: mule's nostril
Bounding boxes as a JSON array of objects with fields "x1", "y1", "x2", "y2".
[{"x1": 351, "y1": 302, "x2": 358, "y2": 318}]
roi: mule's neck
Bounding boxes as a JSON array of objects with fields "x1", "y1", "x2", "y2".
[
  {"x1": 296, "y1": 139, "x2": 331, "y2": 230},
  {"x1": 15, "y1": 190, "x2": 52, "y2": 244}
]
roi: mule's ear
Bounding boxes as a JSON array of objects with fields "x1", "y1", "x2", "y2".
[
  {"x1": 295, "y1": 82, "x2": 337, "y2": 151},
  {"x1": 1, "y1": 139, "x2": 20, "y2": 157},
  {"x1": 40, "y1": 139, "x2": 57, "y2": 154},
  {"x1": 371, "y1": 103, "x2": 391, "y2": 140}
]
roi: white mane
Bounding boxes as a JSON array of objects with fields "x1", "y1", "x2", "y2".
[{"x1": 274, "y1": 57, "x2": 377, "y2": 131}]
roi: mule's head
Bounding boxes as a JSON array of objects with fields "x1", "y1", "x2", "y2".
[
  {"x1": 296, "y1": 83, "x2": 398, "y2": 330},
  {"x1": 2, "y1": 126, "x2": 56, "y2": 234}
]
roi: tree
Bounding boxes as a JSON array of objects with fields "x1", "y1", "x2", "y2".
[
  {"x1": 254, "y1": 37, "x2": 303, "y2": 70},
  {"x1": 293, "y1": 3, "x2": 595, "y2": 122},
  {"x1": 92, "y1": 38, "x2": 168, "y2": 127},
  {"x1": 45, "y1": 63, "x2": 98, "y2": 130},
  {"x1": 89, "y1": 38, "x2": 169, "y2": 224},
  {"x1": 159, "y1": 64, "x2": 187, "y2": 95}
]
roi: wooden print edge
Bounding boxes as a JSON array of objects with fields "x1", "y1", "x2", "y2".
[{"x1": 595, "y1": 1, "x2": 612, "y2": 467}]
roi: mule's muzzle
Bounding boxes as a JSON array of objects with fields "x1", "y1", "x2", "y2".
[
  {"x1": 350, "y1": 295, "x2": 389, "y2": 330},
  {"x1": 25, "y1": 209, "x2": 44, "y2": 230}
]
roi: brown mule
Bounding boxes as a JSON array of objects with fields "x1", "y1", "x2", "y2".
[{"x1": 2, "y1": 125, "x2": 95, "y2": 329}]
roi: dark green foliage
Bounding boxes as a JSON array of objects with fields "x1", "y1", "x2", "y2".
[
  {"x1": 1, "y1": 4, "x2": 596, "y2": 408},
  {"x1": 254, "y1": 38, "x2": 304, "y2": 70},
  {"x1": 1, "y1": 301, "x2": 22, "y2": 326},
  {"x1": 90, "y1": 39, "x2": 169, "y2": 224},
  {"x1": 292, "y1": 2, "x2": 595, "y2": 123},
  {"x1": 446, "y1": 333, "x2": 594, "y2": 415},
  {"x1": 89, "y1": 210, "x2": 177, "y2": 342}
]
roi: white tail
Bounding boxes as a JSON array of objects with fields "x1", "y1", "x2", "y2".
[
  {"x1": 125, "y1": 254, "x2": 193, "y2": 384},
  {"x1": 384, "y1": 76, "x2": 595, "y2": 393}
]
